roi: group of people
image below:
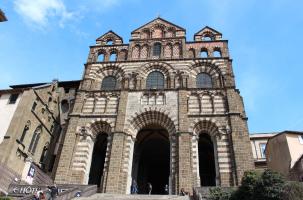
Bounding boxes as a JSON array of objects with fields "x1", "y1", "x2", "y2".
[
  {"x1": 33, "y1": 184, "x2": 59, "y2": 200},
  {"x1": 131, "y1": 180, "x2": 155, "y2": 195}
]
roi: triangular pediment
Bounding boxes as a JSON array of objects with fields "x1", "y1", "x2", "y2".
[
  {"x1": 131, "y1": 17, "x2": 185, "y2": 34},
  {"x1": 96, "y1": 30, "x2": 123, "y2": 45},
  {"x1": 194, "y1": 26, "x2": 222, "y2": 41}
]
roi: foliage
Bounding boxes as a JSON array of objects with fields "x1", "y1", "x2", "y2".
[
  {"x1": 282, "y1": 181, "x2": 303, "y2": 200},
  {"x1": 0, "y1": 197, "x2": 11, "y2": 200},
  {"x1": 209, "y1": 170, "x2": 287, "y2": 200},
  {"x1": 209, "y1": 187, "x2": 234, "y2": 200}
]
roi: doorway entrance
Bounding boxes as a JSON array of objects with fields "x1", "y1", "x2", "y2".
[
  {"x1": 198, "y1": 133, "x2": 216, "y2": 186},
  {"x1": 132, "y1": 125, "x2": 170, "y2": 194},
  {"x1": 88, "y1": 133, "x2": 108, "y2": 187}
]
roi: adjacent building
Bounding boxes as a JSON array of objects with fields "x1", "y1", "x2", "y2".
[
  {"x1": 0, "y1": 80, "x2": 80, "y2": 194},
  {"x1": 266, "y1": 131, "x2": 303, "y2": 181},
  {"x1": 250, "y1": 133, "x2": 277, "y2": 170}
]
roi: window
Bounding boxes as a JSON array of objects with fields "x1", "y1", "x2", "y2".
[
  {"x1": 146, "y1": 71, "x2": 164, "y2": 89},
  {"x1": 259, "y1": 143, "x2": 266, "y2": 158},
  {"x1": 109, "y1": 52, "x2": 117, "y2": 61},
  {"x1": 32, "y1": 102, "x2": 37, "y2": 111},
  {"x1": 101, "y1": 76, "x2": 117, "y2": 90},
  {"x1": 61, "y1": 99, "x2": 69, "y2": 113},
  {"x1": 196, "y1": 73, "x2": 213, "y2": 88},
  {"x1": 106, "y1": 40, "x2": 113, "y2": 45},
  {"x1": 48, "y1": 97, "x2": 52, "y2": 105},
  {"x1": 98, "y1": 53, "x2": 105, "y2": 62},
  {"x1": 19, "y1": 121, "x2": 31, "y2": 143},
  {"x1": 29, "y1": 126, "x2": 42, "y2": 154},
  {"x1": 213, "y1": 50, "x2": 221, "y2": 57},
  {"x1": 299, "y1": 135, "x2": 303, "y2": 144},
  {"x1": 153, "y1": 43, "x2": 161, "y2": 57},
  {"x1": 8, "y1": 93, "x2": 19, "y2": 104},
  {"x1": 200, "y1": 51, "x2": 208, "y2": 58}
]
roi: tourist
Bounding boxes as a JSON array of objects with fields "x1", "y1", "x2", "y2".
[
  {"x1": 48, "y1": 184, "x2": 59, "y2": 200},
  {"x1": 131, "y1": 179, "x2": 138, "y2": 194},
  {"x1": 164, "y1": 184, "x2": 169, "y2": 194},
  {"x1": 147, "y1": 182, "x2": 152, "y2": 195}
]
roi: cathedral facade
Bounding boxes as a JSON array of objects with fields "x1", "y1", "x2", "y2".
[{"x1": 53, "y1": 18, "x2": 254, "y2": 194}]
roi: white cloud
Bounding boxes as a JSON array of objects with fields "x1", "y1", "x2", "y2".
[{"x1": 14, "y1": 0, "x2": 74, "y2": 28}]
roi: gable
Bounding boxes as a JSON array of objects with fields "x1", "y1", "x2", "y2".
[
  {"x1": 96, "y1": 30, "x2": 123, "y2": 45},
  {"x1": 131, "y1": 17, "x2": 186, "y2": 39},
  {"x1": 194, "y1": 26, "x2": 222, "y2": 41}
]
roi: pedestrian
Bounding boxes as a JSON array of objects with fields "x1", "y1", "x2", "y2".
[
  {"x1": 147, "y1": 182, "x2": 152, "y2": 195},
  {"x1": 164, "y1": 184, "x2": 168, "y2": 194},
  {"x1": 49, "y1": 184, "x2": 59, "y2": 200},
  {"x1": 131, "y1": 179, "x2": 138, "y2": 194}
]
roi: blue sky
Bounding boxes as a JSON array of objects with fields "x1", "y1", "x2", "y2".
[{"x1": 1, "y1": 0, "x2": 303, "y2": 133}]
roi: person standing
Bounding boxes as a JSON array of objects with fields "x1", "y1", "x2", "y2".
[
  {"x1": 147, "y1": 182, "x2": 152, "y2": 195},
  {"x1": 164, "y1": 184, "x2": 169, "y2": 194},
  {"x1": 49, "y1": 184, "x2": 59, "y2": 199}
]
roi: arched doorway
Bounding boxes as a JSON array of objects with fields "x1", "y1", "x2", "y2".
[
  {"x1": 132, "y1": 125, "x2": 170, "y2": 194},
  {"x1": 88, "y1": 133, "x2": 108, "y2": 187},
  {"x1": 198, "y1": 133, "x2": 216, "y2": 186}
]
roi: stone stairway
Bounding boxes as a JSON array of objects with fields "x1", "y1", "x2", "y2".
[{"x1": 74, "y1": 194, "x2": 190, "y2": 200}]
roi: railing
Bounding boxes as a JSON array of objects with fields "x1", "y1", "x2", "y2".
[{"x1": 17, "y1": 185, "x2": 97, "y2": 200}]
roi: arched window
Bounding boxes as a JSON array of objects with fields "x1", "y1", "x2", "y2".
[
  {"x1": 109, "y1": 52, "x2": 117, "y2": 61},
  {"x1": 61, "y1": 99, "x2": 69, "y2": 113},
  {"x1": 153, "y1": 43, "x2": 161, "y2": 57},
  {"x1": 29, "y1": 126, "x2": 42, "y2": 154},
  {"x1": 200, "y1": 50, "x2": 208, "y2": 58},
  {"x1": 146, "y1": 71, "x2": 164, "y2": 89},
  {"x1": 98, "y1": 53, "x2": 105, "y2": 62},
  {"x1": 101, "y1": 76, "x2": 117, "y2": 90},
  {"x1": 202, "y1": 34, "x2": 214, "y2": 41},
  {"x1": 213, "y1": 50, "x2": 221, "y2": 57},
  {"x1": 197, "y1": 73, "x2": 213, "y2": 88},
  {"x1": 106, "y1": 40, "x2": 113, "y2": 45}
]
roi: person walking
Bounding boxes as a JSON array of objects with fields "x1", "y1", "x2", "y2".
[
  {"x1": 147, "y1": 182, "x2": 152, "y2": 195},
  {"x1": 131, "y1": 179, "x2": 138, "y2": 194}
]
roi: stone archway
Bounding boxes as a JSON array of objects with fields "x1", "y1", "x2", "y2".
[
  {"x1": 132, "y1": 125, "x2": 170, "y2": 194},
  {"x1": 127, "y1": 110, "x2": 177, "y2": 194},
  {"x1": 88, "y1": 133, "x2": 108, "y2": 186}
]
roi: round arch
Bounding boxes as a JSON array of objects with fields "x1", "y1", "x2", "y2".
[
  {"x1": 189, "y1": 60, "x2": 226, "y2": 88},
  {"x1": 126, "y1": 109, "x2": 178, "y2": 194}
]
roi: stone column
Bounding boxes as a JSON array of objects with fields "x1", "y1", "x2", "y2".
[
  {"x1": 177, "y1": 90, "x2": 194, "y2": 194},
  {"x1": 177, "y1": 132, "x2": 194, "y2": 194},
  {"x1": 104, "y1": 91, "x2": 130, "y2": 194},
  {"x1": 54, "y1": 117, "x2": 82, "y2": 184},
  {"x1": 104, "y1": 132, "x2": 128, "y2": 194}
]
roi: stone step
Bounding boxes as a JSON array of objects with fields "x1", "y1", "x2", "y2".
[{"x1": 74, "y1": 194, "x2": 190, "y2": 200}]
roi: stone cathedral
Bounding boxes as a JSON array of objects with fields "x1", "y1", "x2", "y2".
[{"x1": 54, "y1": 17, "x2": 254, "y2": 194}]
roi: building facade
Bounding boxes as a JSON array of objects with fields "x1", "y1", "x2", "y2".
[
  {"x1": 53, "y1": 18, "x2": 254, "y2": 194},
  {"x1": 266, "y1": 131, "x2": 303, "y2": 181},
  {"x1": 0, "y1": 81, "x2": 79, "y2": 194}
]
